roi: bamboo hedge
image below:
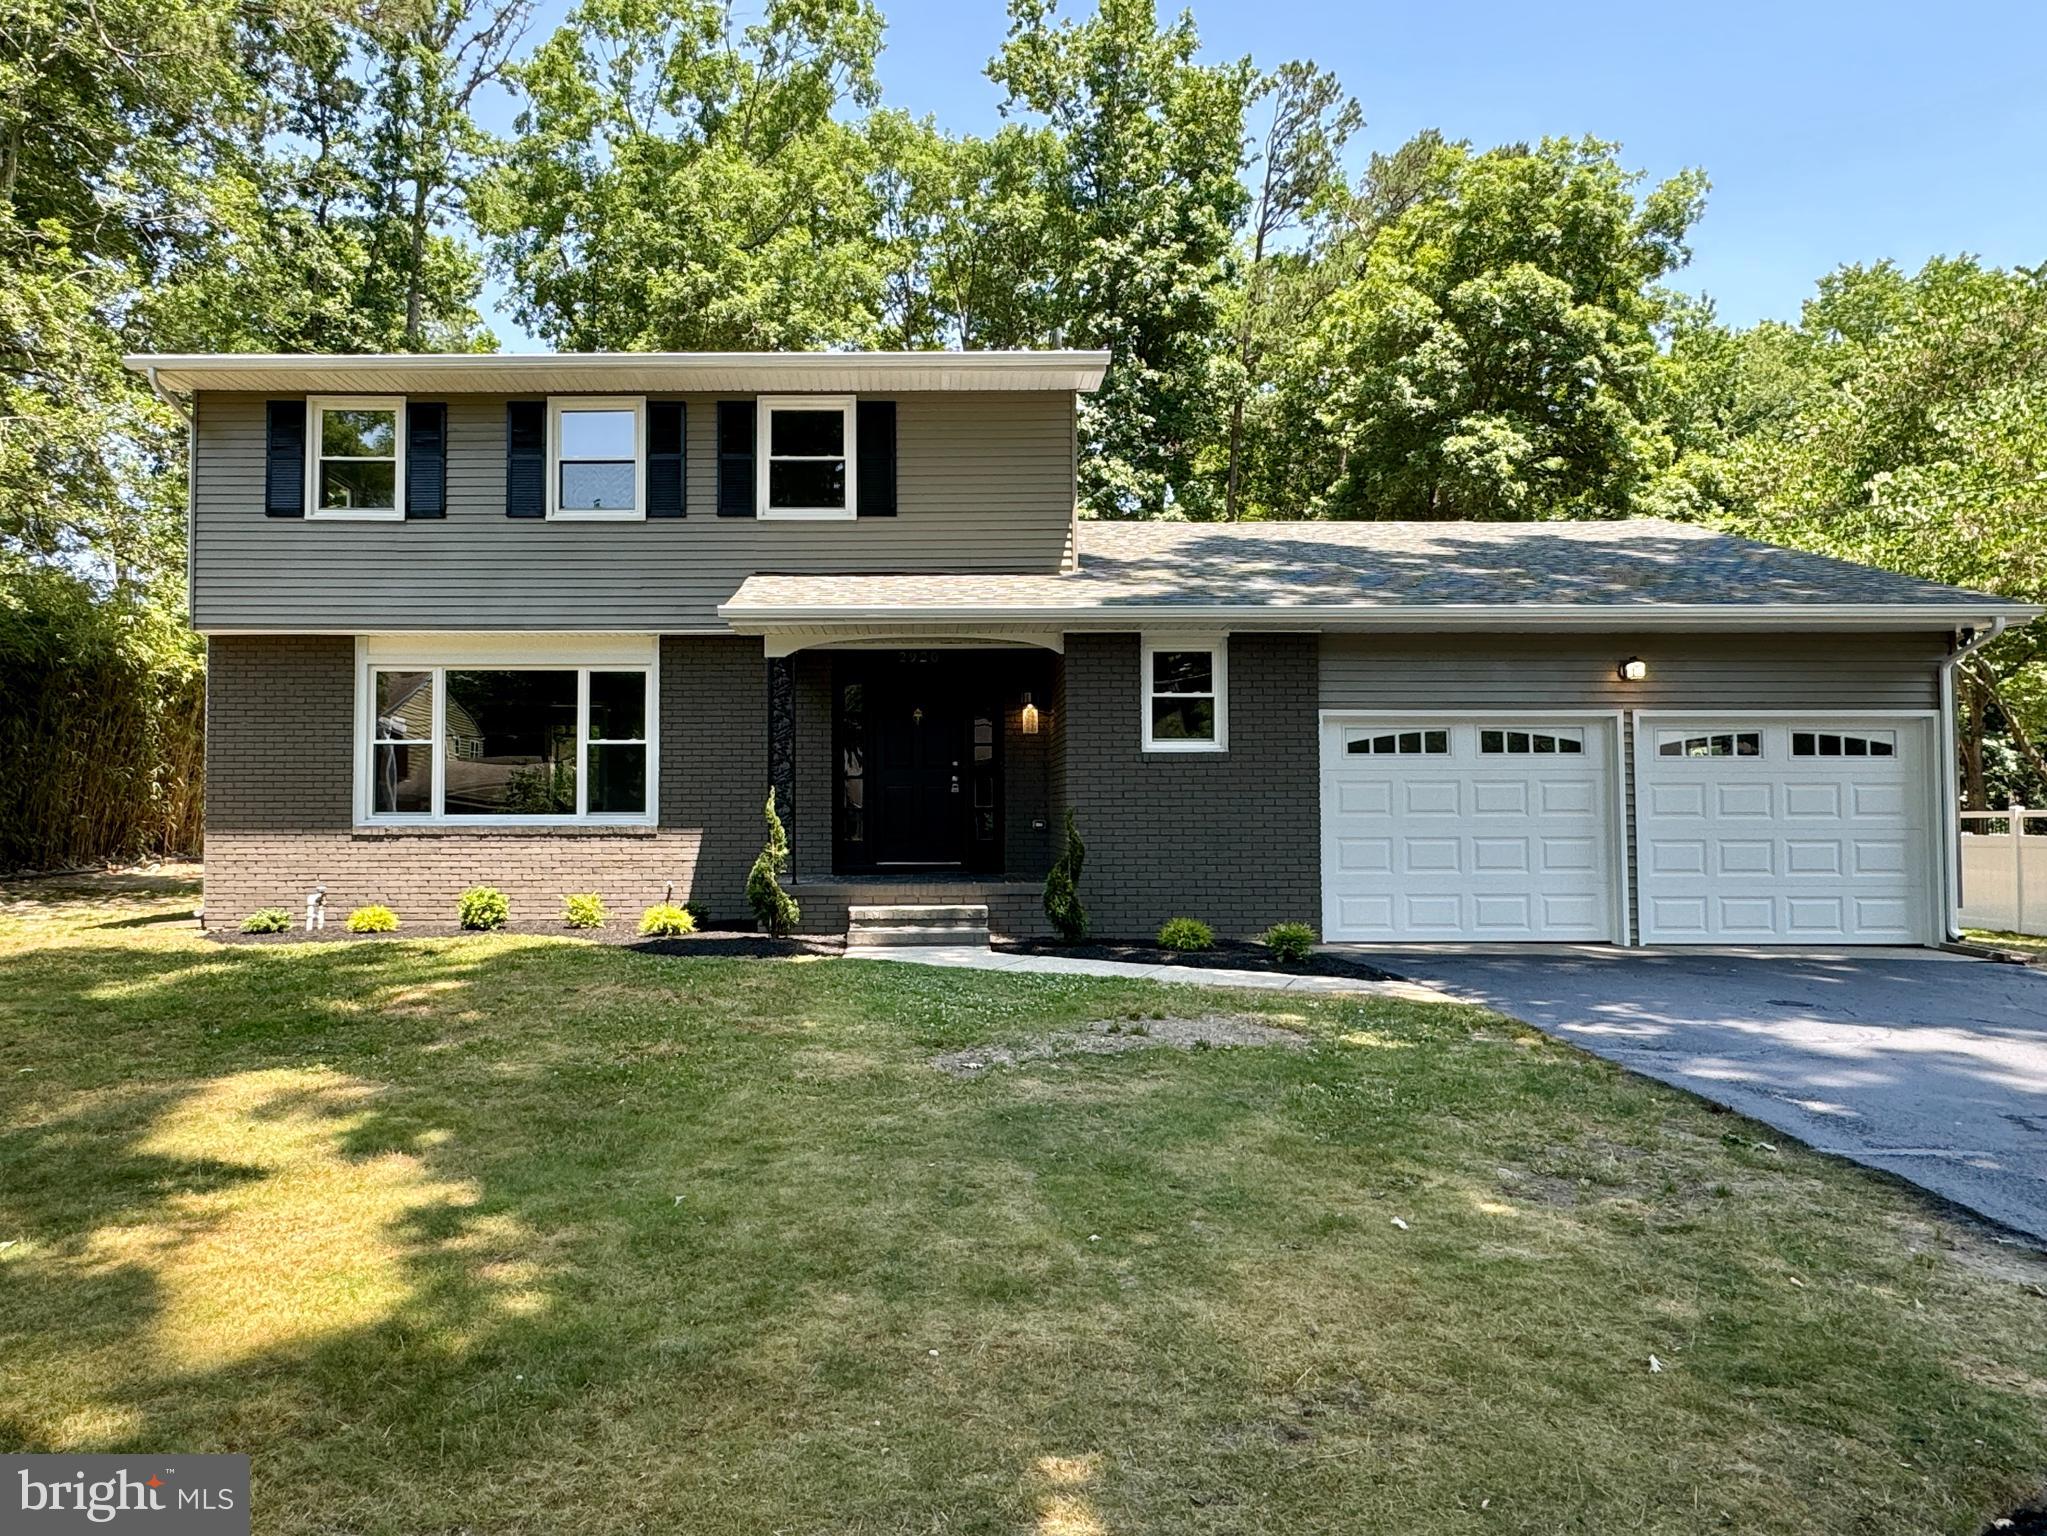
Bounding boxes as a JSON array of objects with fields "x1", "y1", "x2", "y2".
[{"x1": 0, "y1": 568, "x2": 203, "y2": 871}]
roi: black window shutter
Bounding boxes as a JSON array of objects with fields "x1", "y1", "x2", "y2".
[
  {"x1": 405, "y1": 402, "x2": 447, "y2": 519},
  {"x1": 857, "y1": 399, "x2": 896, "y2": 517},
  {"x1": 647, "y1": 401, "x2": 685, "y2": 517},
  {"x1": 505, "y1": 400, "x2": 545, "y2": 518},
  {"x1": 716, "y1": 400, "x2": 756, "y2": 517},
  {"x1": 265, "y1": 400, "x2": 306, "y2": 517}
]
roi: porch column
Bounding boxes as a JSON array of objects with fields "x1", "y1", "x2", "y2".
[{"x1": 767, "y1": 655, "x2": 796, "y2": 833}]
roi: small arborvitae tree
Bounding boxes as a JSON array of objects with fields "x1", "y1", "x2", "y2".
[
  {"x1": 747, "y1": 787, "x2": 801, "y2": 937},
  {"x1": 1043, "y1": 808, "x2": 1089, "y2": 942}
]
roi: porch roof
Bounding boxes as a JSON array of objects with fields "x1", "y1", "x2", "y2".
[{"x1": 719, "y1": 518, "x2": 2039, "y2": 634}]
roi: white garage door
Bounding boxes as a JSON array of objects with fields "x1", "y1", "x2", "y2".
[
  {"x1": 1635, "y1": 716, "x2": 1934, "y2": 944},
  {"x1": 1320, "y1": 718, "x2": 1620, "y2": 942}
]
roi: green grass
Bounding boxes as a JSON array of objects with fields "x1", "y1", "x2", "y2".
[
  {"x1": 4, "y1": 869, "x2": 2047, "y2": 1534},
  {"x1": 1968, "y1": 928, "x2": 2047, "y2": 958}
]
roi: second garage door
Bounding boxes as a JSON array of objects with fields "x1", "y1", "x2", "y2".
[
  {"x1": 1634, "y1": 715, "x2": 1935, "y2": 944},
  {"x1": 1321, "y1": 717, "x2": 1621, "y2": 942}
]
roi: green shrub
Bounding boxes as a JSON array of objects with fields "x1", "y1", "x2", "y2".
[
  {"x1": 746, "y1": 788, "x2": 800, "y2": 937},
  {"x1": 458, "y1": 886, "x2": 509, "y2": 930},
  {"x1": 683, "y1": 899, "x2": 710, "y2": 928},
  {"x1": 1261, "y1": 921, "x2": 1317, "y2": 964},
  {"x1": 638, "y1": 903, "x2": 697, "y2": 937},
  {"x1": 239, "y1": 907, "x2": 292, "y2": 934},
  {"x1": 1157, "y1": 916, "x2": 1214, "y2": 952},
  {"x1": 345, "y1": 904, "x2": 398, "y2": 934},
  {"x1": 1043, "y1": 808, "x2": 1089, "y2": 942},
  {"x1": 562, "y1": 893, "x2": 607, "y2": 929}
]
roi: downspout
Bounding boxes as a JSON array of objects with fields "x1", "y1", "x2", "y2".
[
  {"x1": 1937, "y1": 617, "x2": 2008, "y2": 941},
  {"x1": 146, "y1": 367, "x2": 196, "y2": 624}
]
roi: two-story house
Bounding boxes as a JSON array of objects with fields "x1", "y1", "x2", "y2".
[{"x1": 129, "y1": 349, "x2": 2037, "y2": 946}]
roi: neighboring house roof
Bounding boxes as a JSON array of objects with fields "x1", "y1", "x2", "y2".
[
  {"x1": 124, "y1": 350, "x2": 1110, "y2": 395},
  {"x1": 722, "y1": 518, "x2": 2040, "y2": 633}
]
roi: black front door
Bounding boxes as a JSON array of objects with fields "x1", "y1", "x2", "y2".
[{"x1": 871, "y1": 671, "x2": 968, "y2": 866}]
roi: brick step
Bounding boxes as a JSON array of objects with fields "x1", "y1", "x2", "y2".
[{"x1": 846, "y1": 904, "x2": 990, "y2": 949}]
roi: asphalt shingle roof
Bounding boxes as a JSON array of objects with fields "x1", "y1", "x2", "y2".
[{"x1": 723, "y1": 518, "x2": 2030, "y2": 619}]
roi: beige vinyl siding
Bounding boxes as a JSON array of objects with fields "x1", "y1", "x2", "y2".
[
  {"x1": 191, "y1": 390, "x2": 1077, "y2": 631},
  {"x1": 1319, "y1": 630, "x2": 1947, "y2": 944}
]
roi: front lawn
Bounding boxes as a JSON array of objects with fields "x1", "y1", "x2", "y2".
[{"x1": 4, "y1": 871, "x2": 2046, "y2": 1534}]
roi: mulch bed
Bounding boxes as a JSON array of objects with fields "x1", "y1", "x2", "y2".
[
  {"x1": 993, "y1": 937, "x2": 1396, "y2": 982},
  {"x1": 211, "y1": 920, "x2": 841, "y2": 959}
]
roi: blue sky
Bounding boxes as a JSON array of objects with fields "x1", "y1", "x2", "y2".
[{"x1": 474, "y1": 0, "x2": 2047, "y2": 349}]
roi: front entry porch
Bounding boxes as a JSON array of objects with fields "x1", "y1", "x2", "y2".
[{"x1": 785, "y1": 647, "x2": 1058, "y2": 888}]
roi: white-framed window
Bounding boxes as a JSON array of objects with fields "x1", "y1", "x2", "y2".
[
  {"x1": 1480, "y1": 727, "x2": 1585, "y2": 755},
  {"x1": 1656, "y1": 729, "x2": 1762, "y2": 759},
  {"x1": 1141, "y1": 636, "x2": 1227, "y2": 752},
  {"x1": 548, "y1": 396, "x2": 645, "y2": 519},
  {"x1": 357, "y1": 640, "x2": 657, "y2": 825},
  {"x1": 1791, "y1": 729, "x2": 1896, "y2": 759},
  {"x1": 308, "y1": 395, "x2": 405, "y2": 520},
  {"x1": 757, "y1": 394, "x2": 856, "y2": 520},
  {"x1": 1347, "y1": 728, "x2": 1449, "y2": 756}
]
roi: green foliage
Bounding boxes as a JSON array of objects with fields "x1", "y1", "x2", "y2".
[
  {"x1": 502, "y1": 759, "x2": 576, "y2": 814},
  {"x1": 346, "y1": 904, "x2": 400, "y2": 933},
  {"x1": 746, "y1": 789, "x2": 800, "y2": 937},
  {"x1": 637, "y1": 903, "x2": 697, "y2": 937},
  {"x1": 562, "y1": 893, "x2": 608, "y2": 929},
  {"x1": 683, "y1": 899, "x2": 711, "y2": 928},
  {"x1": 1156, "y1": 916, "x2": 1214, "y2": 951},
  {"x1": 1261, "y1": 921, "x2": 1317, "y2": 964},
  {"x1": 1042, "y1": 808, "x2": 1089, "y2": 942},
  {"x1": 457, "y1": 886, "x2": 509, "y2": 930},
  {"x1": 239, "y1": 908, "x2": 293, "y2": 934}
]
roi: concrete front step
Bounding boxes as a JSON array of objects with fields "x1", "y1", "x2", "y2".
[{"x1": 846, "y1": 903, "x2": 991, "y2": 949}]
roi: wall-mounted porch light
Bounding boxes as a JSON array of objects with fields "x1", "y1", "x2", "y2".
[
  {"x1": 1618, "y1": 656, "x2": 1649, "y2": 682},
  {"x1": 1020, "y1": 692, "x2": 1041, "y2": 735}
]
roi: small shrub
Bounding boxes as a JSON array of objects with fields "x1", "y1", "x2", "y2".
[
  {"x1": 1043, "y1": 809, "x2": 1088, "y2": 942},
  {"x1": 346, "y1": 904, "x2": 398, "y2": 934},
  {"x1": 639, "y1": 903, "x2": 697, "y2": 937},
  {"x1": 563, "y1": 893, "x2": 607, "y2": 929},
  {"x1": 240, "y1": 907, "x2": 292, "y2": 934},
  {"x1": 746, "y1": 788, "x2": 800, "y2": 937},
  {"x1": 1261, "y1": 921, "x2": 1317, "y2": 964},
  {"x1": 683, "y1": 899, "x2": 710, "y2": 928},
  {"x1": 1157, "y1": 916, "x2": 1214, "y2": 952},
  {"x1": 458, "y1": 886, "x2": 509, "y2": 930}
]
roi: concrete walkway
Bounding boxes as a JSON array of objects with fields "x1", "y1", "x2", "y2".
[{"x1": 851, "y1": 944, "x2": 1452, "y2": 1003}]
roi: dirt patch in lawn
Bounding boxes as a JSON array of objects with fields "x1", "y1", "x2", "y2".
[
  {"x1": 995, "y1": 936, "x2": 1396, "y2": 981},
  {"x1": 931, "y1": 1014, "x2": 1310, "y2": 1077}
]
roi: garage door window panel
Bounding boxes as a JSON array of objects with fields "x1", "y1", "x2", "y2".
[
  {"x1": 1657, "y1": 730, "x2": 1762, "y2": 759},
  {"x1": 1347, "y1": 729, "x2": 1448, "y2": 755},
  {"x1": 1793, "y1": 730, "x2": 1894, "y2": 758}
]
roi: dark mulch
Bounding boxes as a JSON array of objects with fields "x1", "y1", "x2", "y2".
[
  {"x1": 212, "y1": 919, "x2": 841, "y2": 958},
  {"x1": 993, "y1": 937, "x2": 1396, "y2": 982},
  {"x1": 1986, "y1": 1510, "x2": 2047, "y2": 1536}
]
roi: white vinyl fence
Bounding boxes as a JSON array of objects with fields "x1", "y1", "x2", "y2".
[{"x1": 1959, "y1": 805, "x2": 2047, "y2": 937}]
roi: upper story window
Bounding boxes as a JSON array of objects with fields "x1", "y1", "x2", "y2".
[
  {"x1": 1141, "y1": 637, "x2": 1227, "y2": 752},
  {"x1": 548, "y1": 397, "x2": 644, "y2": 519},
  {"x1": 757, "y1": 394, "x2": 855, "y2": 519},
  {"x1": 309, "y1": 395, "x2": 405, "y2": 520}
]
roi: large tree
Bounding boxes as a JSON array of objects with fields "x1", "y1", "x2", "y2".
[
  {"x1": 990, "y1": 0, "x2": 1253, "y2": 517},
  {"x1": 476, "y1": 0, "x2": 891, "y2": 350},
  {"x1": 1290, "y1": 134, "x2": 1706, "y2": 521}
]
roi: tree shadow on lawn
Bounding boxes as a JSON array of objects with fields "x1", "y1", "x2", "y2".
[{"x1": 4, "y1": 934, "x2": 2047, "y2": 1532}]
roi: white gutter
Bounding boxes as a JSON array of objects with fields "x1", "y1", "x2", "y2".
[
  {"x1": 145, "y1": 367, "x2": 197, "y2": 623},
  {"x1": 1938, "y1": 617, "x2": 2010, "y2": 941},
  {"x1": 721, "y1": 600, "x2": 2043, "y2": 632}
]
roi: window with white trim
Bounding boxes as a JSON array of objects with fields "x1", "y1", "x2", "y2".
[
  {"x1": 1346, "y1": 728, "x2": 1449, "y2": 755},
  {"x1": 363, "y1": 664, "x2": 654, "y2": 823},
  {"x1": 309, "y1": 395, "x2": 404, "y2": 519},
  {"x1": 1656, "y1": 730, "x2": 1762, "y2": 759},
  {"x1": 757, "y1": 394, "x2": 855, "y2": 519},
  {"x1": 1481, "y1": 727, "x2": 1584, "y2": 755},
  {"x1": 1141, "y1": 638, "x2": 1227, "y2": 751},
  {"x1": 1791, "y1": 730, "x2": 1895, "y2": 758},
  {"x1": 548, "y1": 396, "x2": 644, "y2": 518}
]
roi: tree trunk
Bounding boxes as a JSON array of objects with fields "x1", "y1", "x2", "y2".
[
  {"x1": 1961, "y1": 674, "x2": 1989, "y2": 812},
  {"x1": 1968, "y1": 657, "x2": 2047, "y2": 789},
  {"x1": 405, "y1": 176, "x2": 430, "y2": 346}
]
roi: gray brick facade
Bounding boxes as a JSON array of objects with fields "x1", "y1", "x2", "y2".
[{"x1": 1054, "y1": 632, "x2": 1320, "y2": 938}]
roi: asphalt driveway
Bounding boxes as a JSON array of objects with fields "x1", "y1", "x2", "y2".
[{"x1": 1359, "y1": 947, "x2": 2047, "y2": 1242}]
